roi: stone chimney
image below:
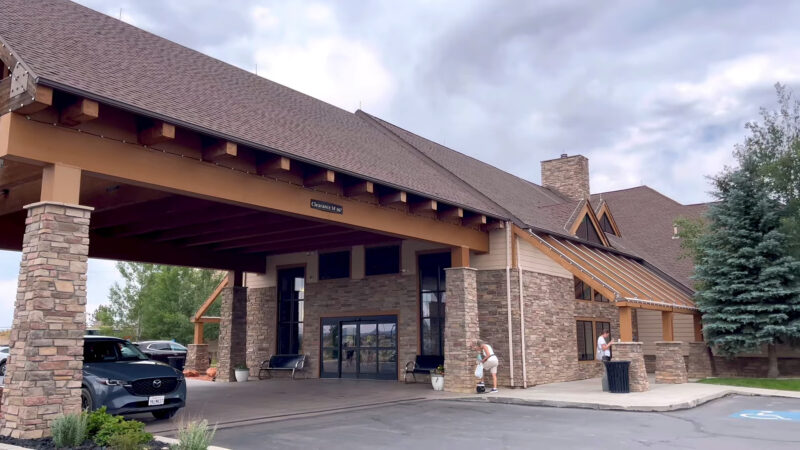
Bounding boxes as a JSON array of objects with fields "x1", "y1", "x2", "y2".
[{"x1": 541, "y1": 154, "x2": 590, "y2": 201}]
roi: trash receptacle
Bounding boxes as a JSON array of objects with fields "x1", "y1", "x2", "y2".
[
  {"x1": 603, "y1": 360, "x2": 630, "y2": 393},
  {"x1": 167, "y1": 356, "x2": 185, "y2": 372}
]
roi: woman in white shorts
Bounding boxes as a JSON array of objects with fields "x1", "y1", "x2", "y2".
[{"x1": 475, "y1": 339, "x2": 499, "y2": 392}]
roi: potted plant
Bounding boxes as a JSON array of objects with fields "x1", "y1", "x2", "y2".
[
  {"x1": 234, "y1": 364, "x2": 249, "y2": 382},
  {"x1": 430, "y1": 365, "x2": 445, "y2": 391}
]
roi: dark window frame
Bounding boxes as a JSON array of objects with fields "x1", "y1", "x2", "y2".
[
  {"x1": 319, "y1": 250, "x2": 351, "y2": 280},
  {"x1": 575, "y1": 214, "x2": 603, "y2": 245},
  {"x1": 574, "y1": 277, "x2": 611, "y2": 303},
  {"x1": 576, "y1": 319, "x2": 612, "y2": 361},
  {"x1": 418, "y1": 252, "x2": 450, "y2": 357},
  {"x1": 277, "y1": 266, "x2": 305, "y2": 355},
  {"x1": 365, "y1": 245, "x2": 401, "y2": 276}
]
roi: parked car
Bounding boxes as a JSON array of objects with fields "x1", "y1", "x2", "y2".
[
  {"x1": 82, "y1": 336, "x2": 186, "y2": 420},
  {"x1": 0, "y1": 346, "x2": 8, "y2": 377},
  {"x1": 135, "y1": 341, "x2": 188, "y2": 368}
]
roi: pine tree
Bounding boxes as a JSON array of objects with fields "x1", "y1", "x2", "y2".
[{"x1": 694, "y1": 163, "x2": 800, "y2": 378}]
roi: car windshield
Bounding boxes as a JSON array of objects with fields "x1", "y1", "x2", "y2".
[
  {"x1": 84, "y1": 340, "x2": 149, "y2": 363},
  {"x1": 170, "y1": 343, "x2": 187, "y2": 351}
]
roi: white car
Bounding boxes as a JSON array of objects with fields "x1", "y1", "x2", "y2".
[{"x1": 0, "y1": 346, "x2": 8, "y2": 377}]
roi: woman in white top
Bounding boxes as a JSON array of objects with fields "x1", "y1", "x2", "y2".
[{"x1": 475, "y1": 339, "x2": 499, "y2": 392}]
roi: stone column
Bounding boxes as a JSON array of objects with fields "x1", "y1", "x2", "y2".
[
  {"x1": 444, "y1": 267, "x2": 479, "y2": 393},
  {"x1": 216, "y1": 286, "x2": 248, "y2": 382},
  {"x1": 612, "y1": 342, "x2": 649, "y2": 392},
  {"x1": 185, "y1": 344, "x2": 209, "y2": 374},
  {"x1": 1, "y1": 202, "x2": 92, "y2": 439},
  {"x1": 655, "y1": 342, "x2": 688, "y2": 383},
  {"x1": 686, "y1": 342, "x2": 713, "y2": 379},
  {"x1": 246, "y1": 287, "x2": 276, "y2": 377}
]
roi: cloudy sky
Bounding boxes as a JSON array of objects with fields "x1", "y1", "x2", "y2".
[{"x1": 2, "y1": 0, "x2": 799, "y2": 327}]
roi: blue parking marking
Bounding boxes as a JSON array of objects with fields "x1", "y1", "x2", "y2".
[{"x1": 731, "y1": 410, "x2": 800, "y2": 421}]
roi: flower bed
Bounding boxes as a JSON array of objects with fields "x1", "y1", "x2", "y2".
[{"x1": 0, "y1": 435, "x2": 167, "y2": 449}]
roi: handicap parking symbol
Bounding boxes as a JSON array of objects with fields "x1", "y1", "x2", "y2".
[{"x1": 732, "y1": 410, "x2": 800, "y2": 421}]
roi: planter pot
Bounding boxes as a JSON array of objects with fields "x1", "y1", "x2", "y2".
[
  {"x1": 430, "y1": 373, "x2": 444, "y2": 391},
  {"x1": 234, "y1": 369, "x2": 250, "y2": 382}
]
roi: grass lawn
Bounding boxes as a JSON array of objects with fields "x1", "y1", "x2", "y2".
[{"x1": 697, "y1": 377, "x2": 800, "y2": 391}]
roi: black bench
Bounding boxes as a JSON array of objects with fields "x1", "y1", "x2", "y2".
[
  {"x1": 404, "y1": 355, "x2": 444, "y2": 383},
  {"x1": 258, "y1": 354, "x2": 306, "y2": 380}
]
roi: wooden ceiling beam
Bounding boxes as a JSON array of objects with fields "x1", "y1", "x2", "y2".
[
  {"x1": 304, "y1": 168, "x2": 336, "y2": 187},
  {"x1": 152, "y1": 213, "x2": 287, "y2": 242},
  {"x1": 14, "y1": 85, "x2": 53, "y2": 115},
  {"x1": 90, "y1": 196, "x2": 208, "y2": 229},
  {"x1": 463, "y1": 213, "x2": 487, "y2": 227},
  {"x1": 410, "y1": 199, "x2": 437, "y2": 214},
  {"x1": 248, "y1": 232, "x2": 395, "y2": 254},
  {"x1": 0, "y1": 159, "x2": 41, "y2": 189},
  {"x1": 60, "y1": 98, "x2": 99, "y2": 126},
  {"x1": 139, "y1": 121, "x2": 175, "y2": 146},
  {"x1": 438, "y1": 205, "x2": 464, "y2": 220},
  {"x1": 185, "y1": 222, "x2": 332, "y2": 248},
  {"x1": 257, "y1": 155, "x2": 291, "y2": 176},
  {"x1": 379, "y1": 190, "x2": 406, "y2": 206},
  {"x1": 484, "y1": 220, "x2": 505, "y2": 231},
  {"x1": 203, "y1": 140, "x2": 238, "y2": 162},
  {"x1": 214, "y1": 225, "x2": 347, "y2": 251},
  {"x1": 344, "y1": 180, "x2": 374, "y2": 198},
  {"x1": 112, "y1": 206, "x2": 254, "y2": 238}
]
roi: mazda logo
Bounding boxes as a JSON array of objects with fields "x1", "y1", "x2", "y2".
[{"x1": 152, "y1": 379, "x2": 162, "y2": 388}]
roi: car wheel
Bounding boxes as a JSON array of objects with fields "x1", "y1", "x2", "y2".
[
  {"x1": 0, "y1": 361, "x2": 6, "y2": 376},
  {"x1": 152, "y1": 408, "x2": 178, "y2": 420},
  {"x1": 81, "y1": 388, "x2": 94, "y2": 411}
]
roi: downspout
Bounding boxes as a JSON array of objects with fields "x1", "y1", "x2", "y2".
[
  {"x1": 517, "y1": 235, "x2": 528, "y2": 388},
  {"x1": 505, "y1": 222, "x2": 515, "y2": 387}
]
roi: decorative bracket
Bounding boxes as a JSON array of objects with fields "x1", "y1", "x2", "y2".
[{"x1": 10, "y1": 62, "x2": 28, "y2": 97}]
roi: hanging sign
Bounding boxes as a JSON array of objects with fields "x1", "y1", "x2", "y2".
[{"x1": 310, "y1": 199, "x2": 343, "y2": 214}]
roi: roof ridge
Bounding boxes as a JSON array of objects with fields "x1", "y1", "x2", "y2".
[{"x1": 356, "y1": 110, "x2": 522, "y2": 223}]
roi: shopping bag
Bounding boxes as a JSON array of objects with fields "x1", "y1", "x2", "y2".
[{"x1": 474, "y1": 363, "x2": 484, "y2": 378}]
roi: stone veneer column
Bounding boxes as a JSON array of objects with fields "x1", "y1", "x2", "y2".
[
  {"x1": 655, "y1": 342, "x2": 688, "y2": 384},
  {"x1": 686, "y1": 342, "x2": 713, "y2": 379},
  {"x1": 612, "y1": 342, "x2": 649, "y2": 392},
  {"x1": 216, "y1": 287, "x2": 248, "y2": 382},
  {"x1": 1, "y1": 202, "x2": 92, "y2": 439},
  {"x1": 185, "y1": 344, "x2": 209, "y2": 374},
  {"x1": 246, "y1": 287, "x2": 276, "y2": 377},
  {"x1": 444, "y1": 267, "x2": 479, "y2": 393}
]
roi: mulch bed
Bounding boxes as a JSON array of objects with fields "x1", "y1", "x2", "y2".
[{"x1": 0, "y1": 435, "x2": 168, "y2": 449}]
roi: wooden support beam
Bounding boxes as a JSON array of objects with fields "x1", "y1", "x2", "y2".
[
  {"x1": 227, "y1": 228, "x2": 356, "y2": 252},
  {"x1": 195, "y1": 317, "x2": 221, "y2": 324},
  {"x1": 344, "y1": 180, "x2": 374, "y2": 198},
  {"x1": 193, "y1": 322, "x2": 204, "y2": 345},
  {"x1": 662, "y1": 310, "x2": 674, "y2": 341},
  {"x1": 463, "y1": 214, "x2": 487, "y2": 227},
  {"x1": 193, "y1": 277, "x2": 229, "y2": 322},
  {"x1": 438, "y1": 206, "x2": 463, "y2": 220},
  {"x1": 693, "y1": 314, "x2": 703, "y2": 342},
  {"x1": 15, "y1": 85, "x2": 53, "y2": 115},
  {"x1": 619, "y1": 306, "x2": 634, "y2": 341},
  {"x1": 304, "y1": 169, "x2": 336, "y2": 187},
  {"x1": 379, "y1": 190, "x2": 406, "y2": 206},
  {"x1": 0, "y1": 160, "x2": 42, "y2": 189},
  {"x1": 410, "y1": 199, "x2": 437, "y2": 214},
  {"x1": 451, "y1": 245, "x2": 470, "y2": 268},
  {"x1": 113, "y1": 206, "x2": 254, "y2": 238},
  {"x1": 203, "y1": 141, "x2": 238, "y2": 162},
  {"x1": 41, "y1": 163, "x2": 81, "y2": 204},
  {"x1": 153, "y1": 213, "x2": 288, "y2": 242},
  {"x1": 228, "y1": 270, "x2": 244, "y2": 287},
  {"x1": 139, "y1": 121, "x2": 175, "y2": 146},
  {"x1": 484, "y1": 220, "x2": 505, "y2": 231},
  {"x1": 257, "y1": 155, "x2": 291, "y2": 176},
  {"x1": 191, "y1": 223, "x2": 332, "y2": 248},
  {"x1": 60, "y1": 98, "x2": 99, "y2": 126}
]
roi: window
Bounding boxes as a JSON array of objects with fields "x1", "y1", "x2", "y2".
[
  {"x1": 278, "y1": 267, "x2": 305, "y2": 354},
  {"x1": 319, "y1": 250, "x2": 350, "y2": 280},
  {"x1": 575, "y1": 214, "x2": 603, "y2": 245},
  {"x1": 599, "y1": 214, "x2": 616, "y2": 236},
  {"x1": 594, "y1": 291, "x2": 609, "y2": 303},
  {"x1": 576, "y1": 320, "x2": 611, "y2": 361},
  {"x1": 365, "y1": 245, "x2": 400, "y2": 276},
  {"x1": 574, "y1": 278, "x2": 592, "y2": 300},
  {"x1": 419, "y1": 252, "x2": 450, "y2": 356},
  {"x1": 170, "y1": 343, "x2": 187, "y2": 351}
]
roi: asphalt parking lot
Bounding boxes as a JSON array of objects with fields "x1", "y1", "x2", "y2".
[{"x1": 208, "y1": 395, "x2": 800, "y2": 449}]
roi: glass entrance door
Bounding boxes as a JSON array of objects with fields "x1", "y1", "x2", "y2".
[{"x1": 320, "y1": 316, "x2": 397, "y2": 380}]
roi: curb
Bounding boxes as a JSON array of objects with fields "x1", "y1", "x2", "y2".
[
  {"x1": 155, "y1": 435, "x2": 230, "y2": 450},
  {"x1": 450, "y1": 388, "x2": 797, "y2": 412}
]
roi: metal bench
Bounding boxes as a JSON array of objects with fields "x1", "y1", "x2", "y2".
[
  {"x1": 258, "y1": 354, "x2": 307, "y2": 380},
  {"x1": 404, "y1": 355, "x2": 444, "y2": 383}
]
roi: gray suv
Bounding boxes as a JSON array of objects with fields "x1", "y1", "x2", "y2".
[{"x1": 82, "y1": 336, "x2": 186, "y2": 420}]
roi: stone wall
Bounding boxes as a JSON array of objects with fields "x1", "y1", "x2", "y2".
[
  {"x1": 712, "y1": 356, "x2": 800, "y2": 377},
  {"x1": 185, "y1": 344, "x2": 209, "y2": 374},
  {"x1": 655, "y1": 342, "x2": 688, "y2": 383},
  {"x1": 686, "y1": 342, "x2": 713, "y2": 379},
  {"x1": 303, "y1": 273, "x2": 418, "y2": 379},
  {"x1": 1, "y1": 203, "x2": 91, "y2": 439},
  {"x1": 443, "y1": 268, "x2": 479, "y2": 393},
  {"x1": 520, "y1": 270, "x2": 618, "y2": 386},
  {"x1": 476, "y1": 269, "x2": 523, "y2": 387},
  {"x1": 216, "y1": 287, "x2": 247, "y2": 382},
  {"x1": 246, "y1": 287, "x2": 276, "y2": 377},
  {"x1": 540, "y1": 155, "x2": 590, "y2": 201},
  {"x1": 612, "y1": 342, "x2": 649, "y2": 392}
]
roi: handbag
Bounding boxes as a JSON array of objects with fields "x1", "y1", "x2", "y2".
[{"x1": 474, "y1": 363, "x2": 484, "y2": 378}]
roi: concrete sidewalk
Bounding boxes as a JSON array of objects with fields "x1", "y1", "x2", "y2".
[{"x1": 459, "y1": 376, "x2": 800, "y2": 411}]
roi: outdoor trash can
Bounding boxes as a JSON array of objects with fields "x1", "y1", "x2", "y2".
[
  {"x1": 603, "y1": 360, "x2": 630, "y2": 393},
  {"x1": 168, "y1": 356, "x2": 185, "y2": 371}
]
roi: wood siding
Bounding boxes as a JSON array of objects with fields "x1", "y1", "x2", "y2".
[
  {"x1": 518, "y1": 239, "x2": 572, "y2": 279},
  {"x1": 637, "y1": 310, "x2": 695, "y2": 355}
]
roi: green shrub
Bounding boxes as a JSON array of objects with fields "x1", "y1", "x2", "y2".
[
  {"x1": 86, "y1": 406, "x2": 116, "y2": 438},
  {"x1": 170, "y1": 420, "x2": 216, "y2": 450},
  {"x1": 108, "y1": 430, "x2": 151, "y2": 450},
  {"x1": 94, "y1": 416, "x2": 152, "y2": 447},
  {"x1": 51, "y1": 412, "x2": 89, "y2": 448}
]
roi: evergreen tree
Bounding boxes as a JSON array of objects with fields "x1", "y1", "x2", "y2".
[{"x1": 694, "y1": 163, "x2": 800, "y2": 377}]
